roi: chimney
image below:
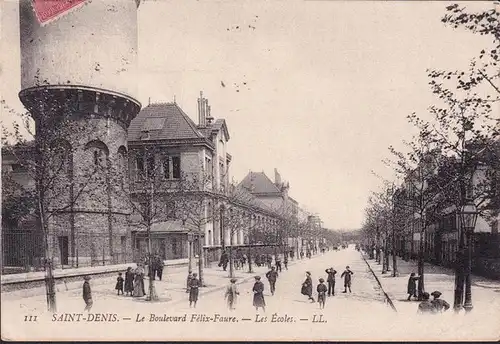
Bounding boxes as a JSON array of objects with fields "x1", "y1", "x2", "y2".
[
  {"x1": 274, "y1": 168, "x2": 281, "y2": 186},
  {"x1": 198, "y1": 91, "x2": 206, "y2": 127},
  {"x1": 206, "y1": 104, "x2": 214, "y2": 125}
]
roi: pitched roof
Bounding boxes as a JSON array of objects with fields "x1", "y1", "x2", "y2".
[
  {"x1": 239, "y1": 171, "x2": 281, "y2": 195},
  {"x1": 128, "y1": 103, "x2": 207, "y2": 142},
  {"x1": 230, "y1": 183, "x2": 274, "y2": 213}
]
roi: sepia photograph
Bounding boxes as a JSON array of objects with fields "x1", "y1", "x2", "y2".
[{"x1": 1, "y1": 0, "x2": 499, "y2": 341}]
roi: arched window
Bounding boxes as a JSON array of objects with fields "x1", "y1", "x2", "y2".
[{"x1": 85, "y1": 140, "x2": 109, "y2": 169}]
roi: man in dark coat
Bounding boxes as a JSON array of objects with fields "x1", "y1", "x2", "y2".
[
  {"x1": 82, "y1": 276, "x2": 93, "y2": 312},
  {"x1": 124, "y1": 267, "x2": 134, "y2": 296},
  {"x1": 265, "y1": 266, "x2": 279, "y2": 295},
  {"x1": 155, "y1": 255, "x2": 164, "y2": 281},
  {"x1": 219, "y1": 251, "x2": 229, "y2": 271},
  {"x1": 283, "y1": 255, "x2": 288, "y2": 270},
  {"x1": 341, "y1": 266, "x2": 354, "y2": 293},
  {"x1": 407, "y1": 273, "x2": 419, "y2": 301},
  {"x1": 301, "y1": 271, "x2": 315, "y2": 302},
  {"x1": 431, "y1": 291, "x2": 450, "y2": 313},
  {"x1": 252, "y1": 276, "x2": 266, "y2": 311},
  {"x1": 417, "y1": 292, "x2": 435, "y2": 314},
  {"x1": 325, "y1": 267, "x2": 337, "y2": 296}
]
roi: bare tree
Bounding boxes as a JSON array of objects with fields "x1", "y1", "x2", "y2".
[{"x1": 1, "y1": 95, "x2": 109, "y2": 312}]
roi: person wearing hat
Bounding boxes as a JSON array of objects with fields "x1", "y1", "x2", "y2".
[
  {"x1": 430, "y1": 291, "x2": 450, "y2": 313},
  {"x1": 317, "y1": 278, "x2": 328, "y2": 309},
  {"x1": 325, "y1": 267, "x2": 337, "y2": 296},
  {"x1": 417, "y1": 292, "x2": 435, "y2": 314},
  {"x1": 189, "y1": 273, "x2": 200, "y2": 308},
  {"x1": 301, "y1": 271, "x2": 315, "y2": 302},
  {"x1": 124, "y1": 267, "x2": 134, "y2": 296},
  {"x1": 341, "y1": 266, "x2": 354, "y2": 293},
  {"x1": 82, "y1": 276, "x2": 93, "y2": 312},
  {"x1": 225, "y1": 278, "x2": 240, "y2": 310},
  {"x1": 252, "y1": 276, "x2": 266, "y2": 311},
  {"x1": 407, "y1": 273, "x2": 420, "y2": 301},
  {"x1": 265, "y1": 266, "x2": 279, "y2": 295}
]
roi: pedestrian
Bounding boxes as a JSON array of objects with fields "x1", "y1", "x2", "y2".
[
  {"x1": 300, "y1": 251, "x2": 304, "y2": 259},
  {"x1": 341, "y1": 266, "x2": 354, "y2": 293},
  {"x1": 430, "y1": 291, "x2": 450, "y2": 313},
  {"x1": 186, "y1": 272, "x2": 193, "y2": 293},
  {"x1": 266, "y1": 255, "x2": 272, "y2": 269},
  {"x1": 219, "y1": 250, "x2": 229, "y2": 271},
  {"x1": 189, "y1": 273, "x2": 200, "y2": 308},
  {"x1": 225, "y1": 278, "x2": 239, "y2": 310},
  {"x1": 325, "y1": 267, "x2": 337, "y2": 296},
  {"x1": 275, "y1": 256, "x2": 282, "y2": 272},
  {"x1": 133, "y1": 265, "x2": 145, "y2": 297},
  {"x1": 265, "y1": 266, "x2": 279, "y2": 295},
  {"x1": 283, "y1": 255, "x2": 288, "y2": 270},
  {"x1": 124, "y1": 267, "x2": 134, "y2": 296},
  {"x1": 252, "y1": 276, "x2": 266, "y2": 312},
  {"x1": 317, "y1": 278, "x2": 327, "y2": 309},
  {"x1": 82, "y1": 275, "x2": 93, "y2": 312},
  {"x1": 115, "y1": 272, "x2": 124, "y2": 295},
  {"x1": 156, "y1": 255, "x2": 164, "y2": 281},
  {"x1": 417, "y1": 292, "x2": 435, "y2": 314},
  {"x1": 407, "y1": 272, "x2": 419, "y2": 301},
  {"x1": 301, "y1": 271, "x2": 315, "y2": 302}
]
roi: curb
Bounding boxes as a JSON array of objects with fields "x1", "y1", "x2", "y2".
[{"x1": 360, "y1": 252, "x2": 398, "y2": 313}]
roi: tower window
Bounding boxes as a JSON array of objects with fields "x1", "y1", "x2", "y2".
[{"x1": 172, "y1": 156, "x2": 181, "y2": 179}]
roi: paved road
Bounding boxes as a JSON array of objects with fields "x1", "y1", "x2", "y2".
[{"x1": 3, "y1": 247, "x2": 400, "y2": 341}]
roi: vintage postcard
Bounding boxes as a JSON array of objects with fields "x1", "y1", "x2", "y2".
[{"x1": 1, "y1": 0, "x2": 499, "y2": 341}]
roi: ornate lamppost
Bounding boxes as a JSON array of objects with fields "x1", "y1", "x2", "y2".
[{"x1": 460, "y1": 199, "x2": 479, "y2": 313}]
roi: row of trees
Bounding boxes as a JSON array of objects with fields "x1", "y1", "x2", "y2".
[{"x1": 362, "y1": 4, "x2": 500, "y2": 300}]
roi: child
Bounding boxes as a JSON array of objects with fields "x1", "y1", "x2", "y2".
[
  {"x1": 317, "y1": 278, "x2": 327, "y2": 309},
  {"x1": 83, "y1": 276, "x2": 93, "y2": 312},
  {"x1": 115, "y1": 272, "x2": 124, "y2": 295}
]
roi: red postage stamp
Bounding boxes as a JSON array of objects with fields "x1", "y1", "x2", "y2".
[{"x1": 32, "y1": 0, "x2": 88, "y2": 25}]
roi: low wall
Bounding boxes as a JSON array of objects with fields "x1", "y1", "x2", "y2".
[{"x1": 1, "y1": 258, "x2": 189, "y2": 292}]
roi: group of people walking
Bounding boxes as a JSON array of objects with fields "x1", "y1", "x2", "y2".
[{"x1": 301, "y1": 266, "x2": 354, "y2": 308}]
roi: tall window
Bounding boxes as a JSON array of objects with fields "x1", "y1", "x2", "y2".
[
  {"x1": 147, "y1": 155, "x2": 155, "y2": 178},
  {"x1": 162, "y1": 155, "x2": 181, "y2": 180},
  {"x1": 136, "y1": 155, "x2": 144, "y2": 179},
  {"x1": 172, "y1": 156, "x2": 181, "y2": 179},
  {"x1": 163, "y1": 157, "x2": 171, "y2": 179}
]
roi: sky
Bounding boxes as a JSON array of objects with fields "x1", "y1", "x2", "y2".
[{"x1": 0, "y1": 0, "x2": 496, "y2": 230}]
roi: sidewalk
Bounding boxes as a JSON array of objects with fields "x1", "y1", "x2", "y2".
[
  {"x1": 1, "y1": 255, "x2": 316, "y2": 311},
  {"x1": 363, "y1": 253, "x2": 500, "y2": 318}
]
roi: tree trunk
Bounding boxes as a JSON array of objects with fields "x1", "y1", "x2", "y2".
[
  {"x1": 392, "y1": 232, "x2": 398, "y2": 277},
  {"x1": 198, "y1": 228, "x2": 205, "y2": 286},
  {"x1": 198, "y1": 246, "x2": 205, "y2": 287},
  {"x1": 248, "y1": 246, "x2": 253, "y2": 273},
  {"x1": 147, "y1": 223, "x2": 158, "y2": 301},
  {"x1": 229, "y1": 244, "x2": 234, "y2": 278},
  {"x1": 417, "y1": 228, "x2": 425, "y2": 300},
  {"x1": 39, "y1": 195, "x2": 56, "y2": 312}
]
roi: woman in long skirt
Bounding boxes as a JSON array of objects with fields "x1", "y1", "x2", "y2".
[
  {"x1": 252, "y1": 276, "x2": 266, "y2": 312},
  {"x1": 133, "y1": 266, "x2": 145, "y2": 297},
  {"x1": 225, "y1": 278, "x2": 239, "y2": 310},
  {"x1": 189, "y1": 273, "x2": 200, "y2": 308}
]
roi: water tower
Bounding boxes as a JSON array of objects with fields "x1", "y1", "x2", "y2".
[{"x1": 18, "y1": 0, "x2": 141, "y2": 266}]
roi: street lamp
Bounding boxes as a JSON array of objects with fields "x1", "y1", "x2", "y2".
[
  {"x1": 460, "y1": 199, "x2": 479, "y2": 313},
  {"x1": 182, "y1": 213, "x2": 192, "y2": 275}
]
